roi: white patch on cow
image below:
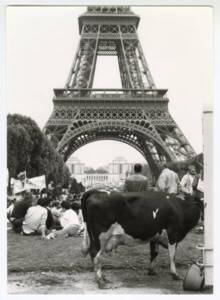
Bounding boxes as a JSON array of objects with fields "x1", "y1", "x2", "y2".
[
  {"x1": 153, "y1": 208, "x2": 159, "y2": 219},
  {"x1": 99, "y1": 189, "x2": 110, "y2": 194},
  {"x1": 111, "y1": 223, "x2": 125, "y2": 235},
  {"x1": 168, "y1": 243, "x2": 177, "y2": 275},
  {"x1": 99, "y1": 222, "x2": 147, "y2": 253}
]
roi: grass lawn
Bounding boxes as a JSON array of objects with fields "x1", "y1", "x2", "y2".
[
  {"x1": 7, "y1": 229, "x2": 91, "y2": 273},
  {"x1": 7, "y1": 226, "x2": 212, "y2": 294},
  {"x1": 8, "y1": 226, "x2": 204, "y2": 274}
]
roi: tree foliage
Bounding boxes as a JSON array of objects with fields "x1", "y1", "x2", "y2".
[
  {"x1": 84, "y1": 166, "x2": 108, "y2": 174},
  {"x1": 7, "y1": 114, "x2": 70, "y2": 186}
]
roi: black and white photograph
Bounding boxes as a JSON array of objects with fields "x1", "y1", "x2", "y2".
[{"x1": 1, "y1": 0, "x2": 218, "y2": 296}]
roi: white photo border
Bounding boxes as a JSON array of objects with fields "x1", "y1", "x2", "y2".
[{"x1": 1, "y1": 0, "x2": 219, "y2": 299}]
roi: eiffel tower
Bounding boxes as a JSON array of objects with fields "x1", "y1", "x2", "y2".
[{"x1": 44, "y1": 6, "x2": 196, "y2": 177}]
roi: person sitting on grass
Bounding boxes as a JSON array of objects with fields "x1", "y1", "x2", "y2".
[
  {"x1": 22, "y1": 197, "x2": 51, "y2": 238},
  {"x1": 7, "y1": 197, "x2": 16, "y2": 220},
  {"x1": 46, "y1": 200, "x2": 80, "y2": 239},
  {"x1": 9, "y1": 190, "x2": 33, "y2": 233},
  {"x1": 50, "y1": 200, "x2": 62, "y2": 229}
]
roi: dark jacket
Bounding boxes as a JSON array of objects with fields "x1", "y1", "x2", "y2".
[{"x1": 11, "y1": 197, "x2": 32, "y2": 219}]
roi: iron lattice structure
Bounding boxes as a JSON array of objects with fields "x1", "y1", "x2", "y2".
[{"x1": 44, "y1": 6, "x2": 196, "y2": 177}]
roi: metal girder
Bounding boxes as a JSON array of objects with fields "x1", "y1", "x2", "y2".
[
  {"x1": 44, "y1": 6, "x2": 196, "y2": 177},
  {"x1": 55, "y1": 119, "x2": 175, "y2": 161}
]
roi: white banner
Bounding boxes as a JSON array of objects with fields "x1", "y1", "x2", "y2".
[
  {"x1": 197, "y1": 178, "x2": 204, "y2": 193},
  {"x1": 27, "y1": 175, "x2": 46, "y2": 190},
  {"x1": 11, "y1": 178, "x2": 26, "y2": 194}
]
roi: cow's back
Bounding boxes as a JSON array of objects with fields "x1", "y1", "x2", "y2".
[
  {"x1": 81, "y1": 190, "x2": 201, "y2": 243},
  {"x1": 116, "y1": 191, "x2": 173, "y2": 239},
  {"x1": 83, "y1": 190, "x2": 172, "y2": 240}
]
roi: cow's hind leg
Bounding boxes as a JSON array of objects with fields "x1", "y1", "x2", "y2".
[
  {"x1": 148, "y1": 240, "x2": 159, "y2": 275},
  {"x1": 93, "y1": 233, "x2": 112, "y2": 289},
  {"x1": 168, "y1": 243, "x2": 182, "y2": 280},
  {"x1": 94, "y1": 250, "x2": 107, "y2": 288}
]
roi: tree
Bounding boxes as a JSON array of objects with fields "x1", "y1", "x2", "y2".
[
  {"x1": 63, "y1": 165, "x2": 71, "y2": 188},
  {"x1": 7, "y1": 114, "x2": 70, "y2": 187},
  {"x1": 95, "y1": 167, "x2": 108, "y2": 174},
  {"x1": 84, "y1": 167, "x2": 96, "y2": 174}
]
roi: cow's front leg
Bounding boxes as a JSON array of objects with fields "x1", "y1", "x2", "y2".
[
  {"x1": 168, "y1": 243, "x2": 182, "y2": 280},
  {"x1": 148, "y1": 240, "x2": 159, "y2": 275}
]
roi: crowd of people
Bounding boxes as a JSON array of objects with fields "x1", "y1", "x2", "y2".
[
  {"x1": 7, "y1": 183, "x2": 84, "y2": 240},
  {"x1": 124, "y1": 162, "x2": 203, "y2": 200},
  {"x1": 7, "y1": 163, "x2": 203, "y2": 239}
]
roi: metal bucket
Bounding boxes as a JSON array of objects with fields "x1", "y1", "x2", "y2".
[{"x1": 183, "y1": 264, "x2": 204, "y2": 291}]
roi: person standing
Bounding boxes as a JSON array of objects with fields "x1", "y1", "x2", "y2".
[
  {"x1": 180, "y1": 165, "x2": 200, "y2": 196},
  {"x1": 156, "y1": 163, "x2": 180, "y2": 195},
  {"x1": 123, "y1": 163, "x2": 148, "y2": 192}
]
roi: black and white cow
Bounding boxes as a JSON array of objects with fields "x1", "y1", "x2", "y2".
[{"x1": 81, "y1": 189, "x2": 203, "y2": 288}]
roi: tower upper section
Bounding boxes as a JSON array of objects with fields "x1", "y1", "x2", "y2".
[{"x1": 79, "y1": 6, "x2": 140, "y2": 35}]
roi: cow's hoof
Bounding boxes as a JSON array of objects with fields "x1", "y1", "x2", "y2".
[
  {"x1": 97, "y1": 278, "x2": 121, "y2": 289},
  {"x1": 171, "y1": 273, "x2": 182, "y2": 281},
  {"x1": 98, "y1": 281, "x2": 112, "y2": 289},
  {"x1": 98, "y1": 279, "x2": 107, "y2": 289},
  {"x1": 103, "y1": 275, "x2": 111, "y2": 283},
  {"x1": 148, "y1": 269, "x2": 157, "y2": 276}
]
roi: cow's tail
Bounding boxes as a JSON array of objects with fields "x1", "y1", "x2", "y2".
[
  {"x1": 81, "y1": 189, "x2": 97, "y2": 223},
  {"x1": 80, "y1": 189, "x2": 97, "y2": 257}
]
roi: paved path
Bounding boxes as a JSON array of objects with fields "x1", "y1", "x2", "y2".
[{"x1": 8, "y1": 270, "x2": 212, "y2": 295}]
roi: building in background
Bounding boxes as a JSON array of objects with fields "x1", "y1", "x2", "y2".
[
  {"x1": 108, "y1": 157, "x2": 133, "y2": 176},
  {"x1": 66, "y1": 157, "x2": 85, "y2": 183},
  {"x1": 108, "y1": 157, "x2": 134, "y2": 186},
  {"x1": 66, "y1": 156, "x2": 142, "y2": 189}
]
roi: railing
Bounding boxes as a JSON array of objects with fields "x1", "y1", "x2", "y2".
[
  {"x1": 87, "y1": 6, "x2": 132, "y2": 14},
  {"x1": 81, "y1": 33, "x2": 137, "y2": 39},
  {"x1": 53, "y1": 88, "x2": 168, "y2": 100}
]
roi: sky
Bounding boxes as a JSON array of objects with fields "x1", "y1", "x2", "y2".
[{"x1": 6, "y1": 6, "x2": 213, "y2": 168}]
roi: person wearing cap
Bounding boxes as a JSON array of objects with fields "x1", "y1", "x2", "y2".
[
  {"x1": 123, "y1": 163, "x2": 149, "y2": 192},
  {"x1": 9, "y1": 190, "x2": 33, "y2": 233},
  {"x1": 22, "y1": 197, "x2": 51, "y2": 238},
  {"x1": 156, "y1": 163, "x2": 180, "y2": 195}
]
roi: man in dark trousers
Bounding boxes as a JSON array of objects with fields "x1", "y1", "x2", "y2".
[{"x1": 123, "y1": 163, "x2": 148, "y2": 192}]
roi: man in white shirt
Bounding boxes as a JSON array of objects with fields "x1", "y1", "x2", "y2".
[
  {"x1": 46, "y1": 201, "x2": 80, "y2": 239},
  {"x1": 180, "y1": 165, "x2": 199, "y2": 195},
  {"x1": 22, "y1": 197, "x2": 50, "y2": 238},
  {"x1": 156, "y1": 163, "x2": 180, "y2": 195}
]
